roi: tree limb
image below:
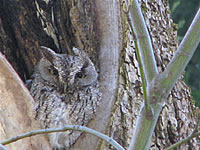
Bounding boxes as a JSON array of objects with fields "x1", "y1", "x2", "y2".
[
  {"x1": 124, "y1": 0, "x2": 158, "y2": 112},
  {"x1": 125, "y1": 0, "x2": 158, "y2": 83},
  {"x1": 0, "y1": 125, "x2": 124, "y2": 150},
  {"x1": 127, "y1": 4, "x2": 200, "y2": 150},
  {"x1": 157, "y1": 7, "x2": 200, "y2": 96},
  {"x1": 166, "y1": 131, "x2": 200, "y2": 150}
]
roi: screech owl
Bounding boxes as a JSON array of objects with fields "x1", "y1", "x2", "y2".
[{"x1": 29, "y1": 46, "x2": 101, "y2": 150}]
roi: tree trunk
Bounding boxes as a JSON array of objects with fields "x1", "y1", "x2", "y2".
[
  {"x1": 0, "y1": 53, "x2": 51, "y2": 150},
  {"x1": 0, "y1": 0, "x2": 199, "y2": 150}
]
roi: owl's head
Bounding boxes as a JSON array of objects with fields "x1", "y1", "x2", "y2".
[{"x1": 37, "y1": 46, "x2": 98, "y2": 90}]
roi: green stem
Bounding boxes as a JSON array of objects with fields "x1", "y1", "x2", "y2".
[
  {"x1": 125, "y1": 0, "x2": 158, "y2": 111},
  {"x1": 127, "y1": 3, "x2": 200, "y2": 150},
  {"x1": 159, "y1": 8, "x2": 200, "y2": 93},
  {"x1": 135, "y1": 41, "x2": 148, "y2": 111},
  {"x1": 125, "y1": 0, "x2": 158, "y2": 83}
]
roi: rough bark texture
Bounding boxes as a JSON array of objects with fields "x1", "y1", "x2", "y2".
[
  {"x1": 106, "y1": 0, "x2": 199, "y2": 150},
  {"x1": 0, "y1": 0, "x2": 199, "y2": 150}
]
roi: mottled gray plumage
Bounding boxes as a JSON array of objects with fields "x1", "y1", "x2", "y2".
[{"x1": 29, "y1": 46, "x2": 101, "y2": 149}]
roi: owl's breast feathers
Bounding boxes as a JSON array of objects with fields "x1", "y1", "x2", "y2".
[
  {"x1": 28, "y1": 46, "x2": 101, "y2": 148},
  {"x1": 30, "y1": 75, "x2": 101, "y2": 127}
]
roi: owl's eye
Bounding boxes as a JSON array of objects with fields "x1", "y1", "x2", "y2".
[
  {"x1": 48, "y1": 67, "x2": 58, "y2": 76},
  {"x1": 76, "y1": 72, "x2": 86, "y2": 78}
]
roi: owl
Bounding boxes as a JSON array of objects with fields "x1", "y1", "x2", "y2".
[{"x1": 29, "y1": 46, "x2": 101, "y2": 150}]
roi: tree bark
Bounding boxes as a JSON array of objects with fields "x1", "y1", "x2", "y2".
[
  {"x1": 0, "y1": 0, "x2": 199, "y2": 150},
  {"x1": 107, "y1": 1, "x2": 199, "y2": 149}
]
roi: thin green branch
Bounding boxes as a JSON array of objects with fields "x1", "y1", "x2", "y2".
[
  {"x1": 135, "y1": 41, "x2": 149, "y2": 111},
  {"x1": 125, "y1": 0, "x2": 158, "y2": 84},
  {"x1": 167, "y1": 117, "x2": 200, "y2": 150},
  {"x1": 0, "y1": 125, "x2": 124, "y2": 150},
  {"x1": 126, "y1": 4, "x2": 200, "y2": 150},
  {"x1": 124, "y1": 0, "x2": 158, "y2": 112},
  {"x1": 125, "y1": 5, "x2": 148, "y2": 110},
  {"x1": 166, "y1": 131, "x2": 200, "y2": 150},
  {"x1": 158, "y1": 8, "x2": 200, "y2": 94}
]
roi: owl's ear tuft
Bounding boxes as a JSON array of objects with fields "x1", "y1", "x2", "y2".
[
  {"x1": 72, "y1": 47, "x2": 89, "y2": 59},
  {"x1": 40, "y1": 46, "x2": 57, "y2": 62},
  {"x1": 72, "y1": 47, "x2": 81, "y2": 56}
]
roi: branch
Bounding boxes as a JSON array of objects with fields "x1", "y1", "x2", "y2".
[
  {"x1": 125, "y1": 0, "x2": 158, "y2": 83},
  {"x1": 0, "y1": 125, "x2": 125, "y2": 150},
  {"x1": 166, "y1": 131, "x2": 200, "y2": 150},
  {"x1": 123, "y1": 0, "x2": 158, "y2": 149},
  {"x1": 167, "y1": 117, "x2": 200, "y2": 150},
  {"x1": 124, "y1": 0, "x2": 158, "y2": 112},
  {"x1": 157, "y1": 7, "x2": 200, "y2": 96},
  {"x1": 127, "y1": 5, "x2": 200, "y2": 150}
]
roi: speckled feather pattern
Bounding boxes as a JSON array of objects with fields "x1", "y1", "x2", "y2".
[{"x1": 29, "y1": 47, "x2": 101, "y2": 149}]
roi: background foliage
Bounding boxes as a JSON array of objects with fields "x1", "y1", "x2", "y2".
[{"x1": 169, "y1": 0, "x2": 200, "y2": 107}]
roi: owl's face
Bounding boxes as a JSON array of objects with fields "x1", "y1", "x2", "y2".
[{"x1": 38, "y1": 47, "x2": 98, "y2": 90}]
